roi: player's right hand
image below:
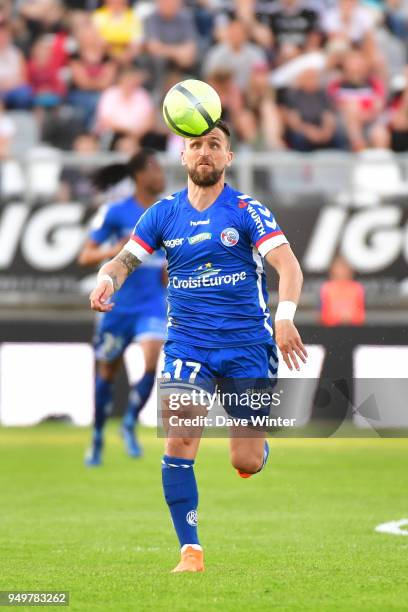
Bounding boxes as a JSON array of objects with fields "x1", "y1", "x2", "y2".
[{"x1": 89, "y1": 281, "x2": 115, "y2": 312}]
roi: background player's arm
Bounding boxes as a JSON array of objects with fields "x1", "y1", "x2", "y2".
[
  {"x1": 89, "y1": 248, "x2": 142, "y2": 312},
  {"x1": 78, "y1": 238, "x2": 129, "y2": 267},
  {"x1": 265, "y1": 244, "x2": 307, "y2": 371}
]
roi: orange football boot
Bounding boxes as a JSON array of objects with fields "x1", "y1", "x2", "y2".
[
  {"x1": 171, "y1": 546, "x2": 204, "y2": 573},
  {"x1": 237, "y1": 470, "x2": 253, "y2": 478}
]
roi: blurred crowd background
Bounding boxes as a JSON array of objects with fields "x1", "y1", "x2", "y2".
[
  {"x1": 1, "y1": 0, "x2": 408, "y2": 316},
  {"x1": 1, "y1": 0, "x2": 408, "y2": 162}
]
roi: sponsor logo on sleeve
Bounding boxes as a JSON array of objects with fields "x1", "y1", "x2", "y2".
[{"x1": 242, "y1": 198, "x2": 277, "y2": 238}]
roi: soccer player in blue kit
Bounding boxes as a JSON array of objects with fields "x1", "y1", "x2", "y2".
[
  {"x1": 80, "y1": 150, "x2": 167, "y2": 466},
  {"x1": 89, "y1": 121, "x2": 307, "y2": 570}
]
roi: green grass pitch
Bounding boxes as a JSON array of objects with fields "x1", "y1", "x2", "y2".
[{"x1": 0, "y1": 422, "x2": 407, "y2": 611}]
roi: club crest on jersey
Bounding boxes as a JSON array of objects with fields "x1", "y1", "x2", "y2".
[{"x1": 221, "y1": 227, "x2": 239, "y2": 247}]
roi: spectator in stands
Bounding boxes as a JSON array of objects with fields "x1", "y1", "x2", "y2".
[
  {"x1": 243, "y1": 64, "x2": 286, "y2": 149},
  {"x1": 203, "y1": 19, "x2": 268, "y2": 91},
  {"x1": 64, "y1": 0, "x2": 99, "y2": 11},
  {"x1": 144, "y1": 0, "x2": 198, "y2": 88},
  {"x1": 322, "y1": 0, "x2": 379, "y2": 66},
  {"x1": 68, "y1": 24, "x2": 116, "y2": 129},
  {"x1": 320, "y1": 255, "x2": 365, "y2": 326},
  {"x1": 282, "y1": 67, "x2": 342, "y2": 151},
  {"x1": 383, "y1": 72, "x2": 408, "y2": 152},
  {"x1": 111, "y1": 133, "x2": 139, "y2": 155},
  {"x1": 185, "y1": 0, "x2": 215, "y2": 53},
  {"x1": 0, "y1": 1, "x2": 11, "y2": 25},
  {"x1": 0, "y1": 99, "x2": 15, "y2": 159},
  {"x1": 27, "y1": 35, "x2": 66, "y2": 108},
  {"x1": 207, "y1": 69, "x2": 261, "y2": 149},
  {"x1": 0, "y1": 22, "x2": 33, "y2": 109},
  {"x1": 384, "y1": 0, "x2": 408, "y2": 40},
  {"x1": 95, "y1": 66, "x2": 155, "y2": 146},
  {"x1": 16, "y1": 0, "x2": 66, "y2": 45},
  {"x1": 58, "y1": 132, "x2": 99, "y2": 204},
  {"x1": 92, "y1": 0, "x2": 142, "y2": 64},
  {"x1": 239, "y1": 0, "x2": 321, "y2": 65},
  {"x1": 328, "y1": 51, "x2": 386, "y2": 150}
]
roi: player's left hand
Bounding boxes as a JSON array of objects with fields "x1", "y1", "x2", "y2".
[{"x1": 275, "y1": 320, "x2": 307, "y2": 371}]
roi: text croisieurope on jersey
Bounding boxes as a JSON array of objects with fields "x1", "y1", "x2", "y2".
[{"x1": 171, "y1": 271, "x2": 246, "y2": 289}]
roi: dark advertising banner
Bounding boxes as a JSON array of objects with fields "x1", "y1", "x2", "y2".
[
  {"x1": 269, "y1": 203, "x2": 408, "y2": 299},
  {"x1": 0, "y1": 202, "x2": 94, "y2": 296},
  {"x1": 1, "y1": 201, "x2": 407, "y2": 300}
]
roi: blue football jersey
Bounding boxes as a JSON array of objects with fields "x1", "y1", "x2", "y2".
[
  {"x1": 89, "y1": 195, "x2": 166, "y2": 317},
  {"x1": 124, "y1": 184, "x2": 288, "y2": 347}
]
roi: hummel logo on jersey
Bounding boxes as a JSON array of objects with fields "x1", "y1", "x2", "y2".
[
  {"x1": 164, "y1": 238, "x2": 184, "y2": 248},
  {"x1": 190, "y1": 219, "x2": 210, "y2": 226}
]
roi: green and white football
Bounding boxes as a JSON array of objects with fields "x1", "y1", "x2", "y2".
[{"x1": 163, "y1": 79, "x2": 222, "y2": 138}]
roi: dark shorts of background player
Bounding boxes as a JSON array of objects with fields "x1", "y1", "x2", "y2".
[{"x1": 94, "y1": 311, "x2": 167, "y2": 362}]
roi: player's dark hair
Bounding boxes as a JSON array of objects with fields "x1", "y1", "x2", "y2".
[
  {"x1": 92, "y1": 149, "x2": 156, "y2": 190},
  {"x1": 215, "y1": 119, "x2": 231, "y2": 142}
]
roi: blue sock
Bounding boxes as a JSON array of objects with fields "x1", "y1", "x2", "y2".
[
  {"x1": 123, "y1": 371, "x2": 155, "y2": 428},
  {"x1": 94, "y1": 375, "x2": 113, "y2": 438},
  {"x1": 162, "y1": 455, "x2": 200, "y2": 547}
]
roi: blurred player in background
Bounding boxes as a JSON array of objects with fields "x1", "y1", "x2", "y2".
[
  {"x1": 78, "y1": 149, "x2": 167, "y2": 466},
  {"x1": 89, "y1": 121, "x2": 306, "y2": 570}
]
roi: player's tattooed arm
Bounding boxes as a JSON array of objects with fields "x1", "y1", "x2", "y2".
[
  {"x1": 109, "y1": 249, "x2": 142, "y2": 290},
  {"x1": 113, "y1": 249, "x2": 141, "y2": 283},
  {"x1": 98, "y1": 248, "x2": 141, "y2": 292},
  {"x1": 90, "y1": 247, "x2": 142, "y2": 312}
]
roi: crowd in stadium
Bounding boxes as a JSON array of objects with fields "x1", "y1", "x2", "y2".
[{"x1": 1, "y1": 0, "x2": 408, "y2": 160}]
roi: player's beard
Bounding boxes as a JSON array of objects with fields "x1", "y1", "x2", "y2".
[{"x1": 187, "y1": 161, "x2": 224, "y2": 187}]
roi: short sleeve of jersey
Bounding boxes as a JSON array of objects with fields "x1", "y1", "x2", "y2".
[
  {"x1": 241, "y1": 197, "x2": 289, "y2": 257},
  {"x1": 124, "y1": 202, "x2": 162, "y2": 262},
  {"x1": 89, "y1": 204, "x2": 116, "y2": 244}
]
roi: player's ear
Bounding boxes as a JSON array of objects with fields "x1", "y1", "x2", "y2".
[
  {"x1": 226, "y1": 150, "x2": 234, "y2": 167},
  {"x1": 181, "y1": 149, "x2": 186, "y2": 166}
]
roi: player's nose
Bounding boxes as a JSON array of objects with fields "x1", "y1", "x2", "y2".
[{"x1": 200, "y1": 141, "x2": 213, "y2": 156}]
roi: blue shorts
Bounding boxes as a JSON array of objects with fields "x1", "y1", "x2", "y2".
[
  {"x1": 94, "y1": 311, "x2": 166, "y2": 362},
  {"x1": 161, "y1": 340, "x2": 278, "y2": 419}
]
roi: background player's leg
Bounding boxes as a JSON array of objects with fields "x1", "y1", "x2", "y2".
[
  {"x1": 86, "y1": 358, "x2": 122, "y2": 466},
  {"x1": 122, "y1": 339, "x2": 163, "y2": 457}
]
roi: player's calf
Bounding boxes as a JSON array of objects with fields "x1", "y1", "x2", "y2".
[{"x1": 231, "y1": 441, "x2": 270, "y2": 479}]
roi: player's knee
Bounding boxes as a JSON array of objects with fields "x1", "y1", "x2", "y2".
[
  {"x1": 230, "y1": 453, "x2": 263, "y2": 474},
  {"x1": 166, "y1": 437, "x2": 196, "y2": 458},
  {"x1": 97, "y1": 361, "x2": 117, "y2": 382}
]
